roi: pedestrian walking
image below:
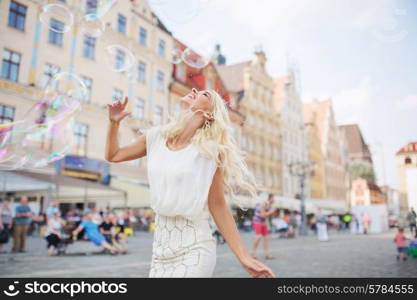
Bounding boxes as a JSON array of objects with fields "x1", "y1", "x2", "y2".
[
  {"x1": 105, "y1": 90, "x2": 274, "y2": 278},
  {"x1": 343, "y1": 213, "x2": 351, "y2": 232},
  {"x1": 12, "y1": 196, "x2": 33, "y2": 253},
  {"x1": 0, "y1": 200, "x2": 13, "y2": 253},
  {"x1": 251, "y1": 194, "x2": 276, "y2": 259},
  {"x1": 316, "y1": 209, "x2": 329, "y2": 242},
  {"x1": 406, "y1": 208, "x2": 416, "y2": 237},
  {"x1": 362, "y1": 212, "x2": 371, "y2": 235},
  {"x1": 350, "y1": 215, "x2": 359, "y2": 235},
  {"x1": 394, "y1": 227, "x2": 408, "y2": 261}
]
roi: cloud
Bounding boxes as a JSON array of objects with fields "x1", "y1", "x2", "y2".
[
  {"x1": 332, "y1": 77, "x2": 373, "y2": 125},
  {"x1": 302, "y1": 77, "x2": 374, "y2": 126},
  {"x1": 396, "y1": 94, "x2": 417, "y2": 111},
  {"x1": 209, "y1": 0, "x2": 397, "y2": 36}
]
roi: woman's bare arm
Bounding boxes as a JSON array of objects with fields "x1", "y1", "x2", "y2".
[
  {"x1": 208, "y1": 167, "x2": 275, "y2": 278},
  {"x1": 105, "y1": 97, "x2": 147, "y2": 163}
]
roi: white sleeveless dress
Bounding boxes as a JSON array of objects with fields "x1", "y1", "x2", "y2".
[{"x1": 145, "y1": 125, "x2": 218, "y2": 277}]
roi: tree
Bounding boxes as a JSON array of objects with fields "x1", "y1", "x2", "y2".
[{"x1": 348, "y1": 160, "x2": 376, "y2": 183}]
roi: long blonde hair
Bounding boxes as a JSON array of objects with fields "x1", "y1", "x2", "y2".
[{"x1": 160, "y1": 90, "x2": 262, "y2": 209}]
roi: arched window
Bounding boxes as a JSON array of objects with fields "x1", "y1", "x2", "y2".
[{"x1": 405, "y1": 157, "x2": 412, "y2": 164}]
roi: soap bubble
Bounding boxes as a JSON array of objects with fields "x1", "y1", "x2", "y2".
[
  {"x1": 0, "y1": 72, "x2": 84, "y2": 170},
  {"x1": 156, "y1": 0, "x2": 211, "y2": 24},
  {"x1": 105, "y1": 44, "x2": 135, "y2": 72},
  {"x1": 95, "y1": 0, "x2": 117, "y2": 18},
  {"x1": 0, "y1": 98, "x2": 80, "y2": 170},
  {"x1": 39, "y1": 3, "x2": 74, "y2": 33},
  {"x1": 44, "y1": 72, "x2": 87, "y2": 101},
  {"x1": 20, "y1": 115, "x2": 75, "y2": 168},
  {"x1": 171, "y1": 48, "x2": 183, "y2": 64},
  {"x1": 148, "y1": 0, "x2": 168, "y2": 5},
  {"x1": 80, "y1": 14, "x2": 105, "y2": 38},
  {"x1": 0, "y1": 123, "x2": 27, "y2": 170},
  {"x1": 182, "y1": 48, "x2": 209, "y2": 69}
]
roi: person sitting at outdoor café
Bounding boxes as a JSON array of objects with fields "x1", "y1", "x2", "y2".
[
  {"x1": 272, "y1": 215, "x2": 289, "y2": 236},
  {"x1": 71, "y1": 211, "x2": 118, "y2": 254},
  {"x1": 0, "y1": 200, "x2": 13, "y2": 254},
  {"x1": 45, "y1": 211, "x2": 65, "y2": 256},
  {"x1": 46, "y1": 201, "x2": 60, "y2": 220},
  {"x1": 99, "y1": 214, "x2": 127, "y2": 253}
]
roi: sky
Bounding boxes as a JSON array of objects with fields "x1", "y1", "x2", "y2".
[{"x1": 148, "y1": 0, "x2": 417, "y2": 189}]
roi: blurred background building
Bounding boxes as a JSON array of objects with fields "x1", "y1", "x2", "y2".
[
  {"x1": 396, "y1": 141, "x2": 417, "y2": 214},
  {"x1": 0, "y1": 0, "x2": 411, "y2": 227},
  {"x1": 217, "y1": 50, "x2": 282, "y2": 198}
]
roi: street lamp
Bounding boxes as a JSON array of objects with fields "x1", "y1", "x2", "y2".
[{"x1": 288, "y1": 160, "x2": 316, "y2": 236}]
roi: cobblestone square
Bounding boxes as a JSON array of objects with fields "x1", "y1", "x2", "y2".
[{"x1": 1, "y1": 230, "x2": 416, "y2": 278}]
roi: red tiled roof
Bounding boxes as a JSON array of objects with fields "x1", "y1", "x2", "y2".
[
  {"x1": 338, "y1": 124, "x2": 369, "y2": 154},
  {"x1": 396, "y1": 142, "x2": 417, "y2": 154},
  {"x1": 216, "y1": 62, "x2": 250, "y2": 93}
]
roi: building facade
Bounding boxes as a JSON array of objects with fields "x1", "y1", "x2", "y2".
[
  {"x1": 302, "y1": 104, "x2": 325, "y2": 200},
  {"x1": 273, "y1": 71, "x2": 309, "y2": 200},
  {"x1": 303, "y1": 100, "x2": 348, "y2": 204},
  {"x1": 350, "y1": 177, "x2": 386, "y2": 206},
  {"x1": 380, "y1": 185, "x2": 401, "y2": 219},
  {"x1": 217, "y1": 50, "x2": 282, "y2": 197},
  {"x1": 338, "y1": 124, "x2": 373, "y2": 164},
  {"x1": 396, "y1": 141, "x2": 417, "y2": 213},
  {"x1": 0, "y1": 0, "x2": 175, "y2": 209}
]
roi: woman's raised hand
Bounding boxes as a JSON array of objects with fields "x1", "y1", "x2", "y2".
[{"x1": 107, "y1": 97, "x2": 131, "y2": 123}]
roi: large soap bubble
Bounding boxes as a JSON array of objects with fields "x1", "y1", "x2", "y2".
[
  {"x1": 80, "y1": 14, "x2": 105, "y2": 38},
  {"x1": 105, "y1": 44, "x2": 135, "y2": 72},
  {"x1": 182, "y1": 48, "x2": 209, "y2": 69},
  {"x1": 0, "y1": 72, "x2": 85, "y2": 170},
  {"x1": 95, "y1": 0, "x2": 117, "y2": 18},
  {"x1": 39, "y1": 3, "x2": 74, "y2": 33},
  {"x1": 171, "y1": 48, "x2": 183, "y2": 64}
]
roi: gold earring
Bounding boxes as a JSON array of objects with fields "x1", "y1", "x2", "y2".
[{"x1": 204, "y1": 119, "x2": 211, "y2": 129}]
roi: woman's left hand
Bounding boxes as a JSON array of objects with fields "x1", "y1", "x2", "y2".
[{"x1": 239, "y1": 254, "x2": 275, "y2": 278}]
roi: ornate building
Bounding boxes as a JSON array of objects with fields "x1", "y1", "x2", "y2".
[
  {"x1": 273, "y1": 70, "x2": 309, "y2": 200},
  {"x1": 302, "y1": 104, "x2": 325, "y2": 200},
  {"x1": 217, "y1": 50, "x2": 282, "y2": 197},
  {"x1": 338, "y1": 124, "x2": 373, "y2": 164},
  {"x1": 0, "y1": 0, "x2": 175, "y2": 209},
  {"x1": 303, "y1": 99, "x2": 348, "y2": 205},
  {"x1": 396, "y1": 141, "x2": 417, "y2": 213}
]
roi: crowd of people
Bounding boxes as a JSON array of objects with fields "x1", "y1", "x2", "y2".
[
  {"x1": 1, "y1": 195, "x2": 416, "y2": 260},
  {"x1": 0, "y1": 196, "x2": 156, "y2": 256}
]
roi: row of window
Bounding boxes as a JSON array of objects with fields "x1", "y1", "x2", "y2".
[
  {"x1": 241, "y1": 134, "x2": 280, "y2": 160},
  {"x1": 7, "y1": 1, "x2": 167, "y2": 57},
  {"x1": 245, "y1": 115, "x2": 279, "y2": 136},
  {"x1": 250, "y1": 81, "x2": 273, "y2": 105},
  {"x1": 247, "y1": 164, "x2": 279, "y2": 187},
  {"x1": 1, "y1": 48, "x2": 166, "y2": 101},
  {"x1": 282, "y1": 130, "x2": 303, "y2": 147},
  {"x1": 110, "y1": 89, "x2": 164, "y2": 124}
]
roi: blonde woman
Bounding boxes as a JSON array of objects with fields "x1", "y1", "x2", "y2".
[{"x1": 105, "y1": 88, "x2": 274, "y2": 278}]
